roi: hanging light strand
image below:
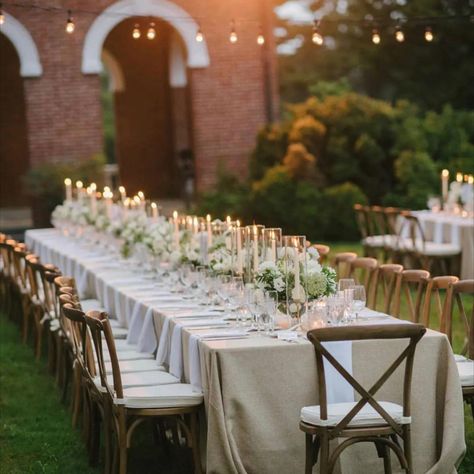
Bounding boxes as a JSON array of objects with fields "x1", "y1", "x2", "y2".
[
  {"x1": 195, "y1": 24, "x2": 204, "y2": 42},
  {"x1": 257, "y1": 25, "x2": 265, "y2": 45},
  {"x1": 395, "y1": 24, "x2": 405, "y2": 42},
  {"x1": 132, "y1": 23, "x2": 140, "y2": 39},
  {"x1": 424, "y1": 26, "x2": 434, "y2": 42},
  {"x1": 147, "y1": 21, "x2": 156, "y2": 40},
  {"x1": 0, "y1": 3, "x2": 5, "y2": 25},
  {"x1": 371, "y1": 28, "x2": 381, "y2": 44}
]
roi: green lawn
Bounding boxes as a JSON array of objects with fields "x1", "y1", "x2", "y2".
[{"x1": 0, "y1": 243, "x2": 472, "y2": 472}]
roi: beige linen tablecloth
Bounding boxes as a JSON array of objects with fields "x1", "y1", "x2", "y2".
[{"x1": 25, "y1": 229, "x2": 466, "y2": 473}]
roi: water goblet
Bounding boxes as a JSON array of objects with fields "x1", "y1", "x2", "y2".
[
  {"x1": 337, "y1": 278, "x2": 355, "y2": 292},
  {"x1": 351, "y1": 285, "x2": 366, "y2": 320}
]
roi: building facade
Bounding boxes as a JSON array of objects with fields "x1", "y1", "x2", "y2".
[{"x1": 0, "y1": 0, "x2": 278, "y2": 208}]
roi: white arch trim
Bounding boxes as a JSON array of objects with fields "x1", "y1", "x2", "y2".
[
  {"x1": 82, "y1": 0, "x2": 210, "y2": 75},
  {"x1": 101, "y1": 50, "x2": 126, "y2": 92},
  {"x1": 0, "y1": 13, "x2": 42, "y2": 77}
]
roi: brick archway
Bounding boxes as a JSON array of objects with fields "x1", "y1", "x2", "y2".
[{"x1": 81, "y1": 0, "x2": 210, "y2": 75}]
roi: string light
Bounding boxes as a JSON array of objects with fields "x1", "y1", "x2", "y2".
[
  {"x1": 229, "y1": 19, "x2": 238, "y2": 43},
  {"x1": 395, "y1": 25, "x2": 405, "y2": 42},
  {"x1": 0, "y1": 4, "x2": 4, "y2": 26},
  {"x1": 257, "y1": 26, "x2": 265, "y2": 45},
  {"x1": 424, "y1": 26, "x2": 434, "y2": 42},
  {"x1": 195, "y1": 25, "x2": 204, "y2": 42},
  {"x1": 132, "y1": 23, "x2": 140, "y2": 39},
  {"x1": 371, "y1": 28, "x2": 381, "y2": 44},
  {"x1": 147, "y1": 22, "x2": 156, "y2": 40},
  {"x1": 312, "y1": 20, "x2": 324, "y2": 45},
  {"x1": 65, "y1": 10, "x2": 75, "y2": 34}
]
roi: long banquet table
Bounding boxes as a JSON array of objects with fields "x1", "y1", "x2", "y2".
[{"x1": 26, "y1": 228, "x2": 466, "y2": 474}]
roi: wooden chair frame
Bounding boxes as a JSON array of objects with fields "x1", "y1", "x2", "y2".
[
  {"x1": 372, "y1": 264, "x2": 403, "y2": 314},
  {"x1": 347, "y1": 257, "x2": 379, "y2": 308},
  {"x1": 312, "y1": 244, "x2": 330, "y2": 265},
  {"x1": 393, "y1": 270, "x2": 430, "y2": 323},
  {"x1": 333, "y1": 252, "x2": 357, "y2": 280},
  {"x1": 302, "y1": 324, "x2": 426, "y2": 474},
  {"x1": 84, "y1": 310, "x2": 203, "y2": 474},
  {"x1": 421, "y1": 276, "x2": 459, "y2": 329}
]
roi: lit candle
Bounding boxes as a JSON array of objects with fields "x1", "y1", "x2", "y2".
[
  {"x1": 173, "y1": 210, "x2": 180, "y2": 250},
  {"x1": 253, "y1": 225, "x2": 259, "y2": 272},
  {"x1": 119, "y1": 186, "x2": 126, "y2": 203},
  {"x1": 151, "y1": 202, "x2": 158, "y2": 221},
  {"x1": 64, "y1": 178, "x2": 72, "y2": 201},
  {"x1": 90, "y1": 183, "x2": 97, "y2": 216},
  {"x1": 104, "y1": 190, "x2": 113, "y2": 219},
  {"x1": 226, "y1": 215, "x2": 231, "y2": 229},
  {"x1": 441, "y1": 169, "x2": 449, "y2": 206},
  {"x1": 193, "y1": 217, "x2": 199, "y2": 234},
  {"x1": 236, "y1": 220, "x2": 243, "y2": 274},
  {"x1": 206, "y1": 214, "x2": 213, "y2": 247},
  {"x1": 76, "y1": 180, "x2": 83, "y2": 201},
  {"x1": 293, "y1": 239, "x2": 301, "y2": 300},
  {"x1": 271, "y1": 231, "x2": 277, "y2": 263}
]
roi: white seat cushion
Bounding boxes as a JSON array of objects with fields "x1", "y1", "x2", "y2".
[
  {"x1": 105, "y1": 359, "x2": 166, "y2": 374},
  {"x1": 120, "y1": 383, "x2": 203, "y2": 409},
  {"x1": 110, "y1": 327, "x2": 128, "y2": 339},
  {"x1": 103, "y1": 349, "x2": 154, "y2": 362},
  {"x1": 300, "y1": 401, "x2": 411, "y2": 427},
  {"x1": 363, "y1": 235, "x2": 396, "y2": 248},
  {"x1": 396, "y1": 239, "x2": 460, "y2": 256},
  {"x1": 457, "y1": 360, "x2": 474, "y2": 387},
  {"x1": 95, "y1": 370, "x2": 180, "y2": 390},
  {"x1": 113, "y1": 340, "x2": 137, "y2": 351}
]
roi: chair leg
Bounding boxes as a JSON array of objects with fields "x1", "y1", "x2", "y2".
[
  {"x1": 305, "y1": 434, "x2": 314, "y2": 474},
  {"x1": 21, "y1": 301, "x2": 30, "y2": 344},
  {"x1": 403, "y1": 425, "x2": 413, "y2": 474},
  {"x1": 47, "y1": 330, "x2": 56, "y2": 374},
  {"x1": 35, "y1": 320, "x2": 43, "y2": 360},
  {"x1": 319, "y1": 432, "x2": 330, "y2": 474},
  {"x1": 190, "y1": 411, "x2": 202, "y2": 474},
  {"x1": 118, "y1": 415, "x2": 128, "y2": 474},
  {"x1": 88, "y1": 402, "x2": 101, "y2": 467},
  {"x1": 71, "y1": 364, "x2": 82, "y2": 428}
]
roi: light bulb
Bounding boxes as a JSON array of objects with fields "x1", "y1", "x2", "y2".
[
  {"x1": 312, "y1": 21, "x2": 323, "y2": 45},
  {"x1": 132, "y1": 24, "x2": 140, "y2": 39},
  {"x1": 257, "y1": 33, "x2": 265, "y2": 45},
  {"x1": 229, "y1": 20, "x2": 237, "y2": 43},
  {"x1": 66, "y1": 11, "x2": 75, "y2": 34},
  {"x1": 424, "y1": 27, "x2": 433, "y2": 42},
  {"x1": 196, "y1": 27, "x2": 203, "y2": 42},
  {"x1": 395, "y1": 27, "x2": 404, "y2": 43},
  {"x1": 0, "y1": 6, "x2": 4, "y2": 26},
  {"x1": 372, "y1": 29, "x2": 381, "y2": 44},
  {"x1": 147, "y1": 23, "x2": 156, "y2": 40}
]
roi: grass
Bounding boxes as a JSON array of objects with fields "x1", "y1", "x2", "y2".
[{"x1": 0, "y1": 243, "x2": 472, "y2": 472}]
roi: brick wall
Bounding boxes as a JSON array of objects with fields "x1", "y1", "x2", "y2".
[{"x1": 1, "y1": 0, "x2": 278, "y2": 202}]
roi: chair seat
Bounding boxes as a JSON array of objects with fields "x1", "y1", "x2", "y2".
[
  {"x1": 103, "y1": 349, "x2": 154, "y2": 362},
  {"x1": 113, "y1": 340, "x2": 137, "y2": 351},
  {"x1": 300, "y1": 401, "x2": 411, "y2": 427},
  {"x1": 95, "y1": 370, "x2": 180, "y2": 390},
  {"x1": 396, "y1": 239, "x2": 460, "y2": 257},
  {"x1": 120, "y1": 383, "x2": 203, "y2": 409},
  {"x1": 105, "y1": 359, "x2": 166, "y2": 374},
  {"x1": 456, "y1": 360, "x2": 474, "y2": 387},
  {"x1": 363, "y1": 235, "x2": 396, "y2": 248}
]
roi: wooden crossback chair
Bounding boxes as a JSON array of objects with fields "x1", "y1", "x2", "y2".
[
  {"x1": 301, "y1": 324, "x2": 426, "y2": 474},
  {"x1": 311, "y1": 244, "x2": 330, "y2": 264},
  {"x1": 372, "y1": 264, "x2": 404, "y2": 314},
  {"x1": 421, "y1": 276, "x2": 459, "y2": 329},
  {"x1": 84, "y1": 310, "x2": 203, "y2": 474},
  {"x1": 392, "y1": 270, "x2": 430, "y2": 323},
  {"x1": 397, "y1": 213, "x2": 460, "y2": 274},
  {"x1": 44, "y1": 268, "x2": 63, "y2": 373},
  {"x1": 443, "y1": 280, "x2": 474, "y2": 420},
  {"x1": 353, "y1": 204, "x2": 371, "y2": 256},
  {"x1": 347, "y1": 257, "x2": 379, "y2": 308},
  {"x1": 333, "y1": 252, "x2": 357, "y2": 279},
  {"x1": 61, "y1": 301, "x2": 105, "y2": 466}
]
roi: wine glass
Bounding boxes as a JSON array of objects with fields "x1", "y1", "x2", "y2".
[
  {"x1": 262, "y1": 290, "x2": 277, "y2": 335},
  {"x1": 327, "y1": 295, "x2": 345, "y2": 326},
  {"x1": 338, "y1": 278, "x2": 355, "y2": 292},
  {"x1": 352, "y1": 285, "x2": 366, "y2": 320}
]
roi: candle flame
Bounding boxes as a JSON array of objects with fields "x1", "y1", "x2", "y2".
[
  {"x1": 206, "y1": 214, "x2": 211, "y2": 222},
  {"x1": 236, "y1": 219, "x2": 240, "y2": 227},
  {"x1": 173, "y1": 210, "x2": 178, "y2": 219},
  {"x1": 137, "y1": 191, "x2": 145, "y2": 200},
  {"x1": 119, "y1": 186, "x2": 126, "y2": 193},
  {"x1": 151, "y1": 202, "x2": 157, "y2": 209},
  {"x1": 90, "y1": 182, "x2": 97, "y2": 191},
  {"x1": 76, "y1": 180, "x2": 83, "y2": 189},
  {"x1": 64, "y1": 178, "x2": 72, "y2": 185},
  {"x1": 441, "y1": 169, "x2": 449, "y2": 177}
]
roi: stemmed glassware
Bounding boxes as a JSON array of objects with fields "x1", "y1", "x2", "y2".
[{"x1": 351, "y1": 285, "x2": 366, "y2": 320}]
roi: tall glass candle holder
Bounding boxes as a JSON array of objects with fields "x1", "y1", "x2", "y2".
[
  {"x1": 244, "y1": 225, "x2": 265, "y2": 283},
  {"x1": 283, "y1": 235, "x2": 307, "y2": 326},
  {"x1": 262, "y1": 228, "x2": 282, "y2": 263},
  {"x1": 232, "y1": 223, "x2": 246, "y2": 277}
]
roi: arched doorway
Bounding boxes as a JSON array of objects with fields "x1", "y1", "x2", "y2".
[
  {"x1": 0, "y1": 33, "x2": 30, "y2": 207},
  {"x1": 101, "y1": 17, "x2": 189, "y2": 197},
  {"x1": 82, "y1": 0, "x2": 210, "y2": 199}
]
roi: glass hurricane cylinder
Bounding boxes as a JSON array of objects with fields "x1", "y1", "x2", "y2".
[
  {"x1": 262, "y1": 228, "x2": 282, "y2": 264},
  {"x1": 283, "y1": 235, "x2": 307, "y2": 327},
  {"x1": 244, "y1": 225, "x2": 265, "y2": 283},
  {"x1": 231, "y1": 225, "x2": 246, "y2": 277}
]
